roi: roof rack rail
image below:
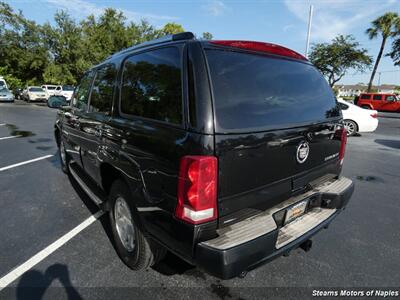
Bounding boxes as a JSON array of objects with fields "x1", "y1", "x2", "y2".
[{"x1": 109, "y1": 31, "x2": 195, "y2": 59}]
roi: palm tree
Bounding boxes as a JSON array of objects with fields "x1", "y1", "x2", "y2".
[{"x1": 366, "y1": 12, "x2": 399, "y2": 92}]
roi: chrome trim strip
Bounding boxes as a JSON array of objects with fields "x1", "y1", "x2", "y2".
[
  {"x1": 69, "y1": 165, "x2": 102, "y2": 205},
  {"x1": 201, "y1": 177, "x2": 351, "y2": 250}
]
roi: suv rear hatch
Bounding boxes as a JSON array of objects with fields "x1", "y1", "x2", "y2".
[{"x1": 204, "y1": 42, "x2": 343, "y2": 221}]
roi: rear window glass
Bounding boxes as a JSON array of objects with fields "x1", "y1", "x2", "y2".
[
  {"x1": 206, "y1": 50, "x2": 339, "y2": 132},
  {"x1": 29, "y1": 87, "x2": 44, "y2": 92}
]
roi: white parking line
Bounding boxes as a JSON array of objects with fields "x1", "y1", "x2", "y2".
[
  {"x1": 0, "y1": 135, "x2": 21, "y2": 141},
  {"x1": 0, "y1": 123, "x2": 6, "y2": 126},
  {"x1": 0, "y1": 210, "x2": 104, "y2": 290},
  {"x1": 0, "y1": 154, "x2": 54, "y2": 172}
]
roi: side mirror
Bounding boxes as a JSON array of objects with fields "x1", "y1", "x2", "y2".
[{"x1": 47, "y1": 95, "x2": 68, "y2": 108}]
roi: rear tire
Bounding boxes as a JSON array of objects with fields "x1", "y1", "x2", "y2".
[
  {"x1": 343, "y1": 119, "x2": 358, "y2": 136},
  {"x1": 59, "y1": 137, "x2": 70, "y2": 174},
  {"x1": 109, "y1": 180, "x2": 166, "y2": 270}
]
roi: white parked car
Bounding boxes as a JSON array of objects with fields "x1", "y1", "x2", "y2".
[
  {"x1": 0, "y1": 76, "x2": 7, "y2": 89},
  {"x1": 338, "y1": 99, "x2": 378, "y2": 136},
  {"x1": 23, "y1": 86, "x2": 47, "y2": 102},
  {"x1": 55, "y1": 85, "x2": 74, "y2": 101},
  {"x1": 41, "y1": 85, "x2": 58, "y2": 98}
]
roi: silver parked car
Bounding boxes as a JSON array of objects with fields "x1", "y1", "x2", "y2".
[
  {"x1": 22, "y1": 86, "x2": 47, "y2": 102},
  {"x1": 0, "y1": 87, "x2": 14, "y2": 102}
]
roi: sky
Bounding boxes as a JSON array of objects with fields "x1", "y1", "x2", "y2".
[{"x1": 6, "y1": 0, "x2": 400, "y2": 85}]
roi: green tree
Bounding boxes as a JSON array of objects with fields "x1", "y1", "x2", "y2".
[
  {"x1": 366, "y1": 12, "x2": 400, "y2": 92},
  {"x1": 201, "y1": 32, "x2": 213, "y2": 40},
  {"x1": 0, "y1": 2, "x2": 208, "y2": 85},
  {"x1": 309, "y1": 35, "x2": 372, "y2": 87},
  {"x1": 388, "y1": 18, "x2": 400, "y2": 66},
  {"x1": 0, "y1": 66, "x2": 23, "y2": 89},
  {"x1": 0, "y1": 2, "x2": 49, "y2": 84},
  {"x1": 160, "y1": 22, "x2": 184, "y2": 35}
]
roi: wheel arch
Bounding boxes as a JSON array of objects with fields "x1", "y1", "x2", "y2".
[
  {"x1": 101, "y1": 162, "x2": 149, "y2": 232},
  {"x1": 54, "y1": 125, "x2": 61, "y2": 147}
]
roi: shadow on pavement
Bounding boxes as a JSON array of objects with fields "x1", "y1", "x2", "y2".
[
  {"x1": 64, "y1": 161, "x2": 203, "y2": 279},
  {"x1": 152, "y1": 252, "x2": 195, "y2": 276},
  {"x1": 16, "y1": 264, "x2": 82, "y2": 300},
  {"x1": 375, "y1": 139, "x2": 400, "y2": 149}
]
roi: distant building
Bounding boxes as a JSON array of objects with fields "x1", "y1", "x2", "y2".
[
  {"x1": 335, "y1": 84, "x2": 399, "y2": 96},
  {"x1": 336, "y1": 84, "x2": 367, "y2": 97},
  {"x1": 377, "y1": 84, "x2": 397, "y2": 94}
]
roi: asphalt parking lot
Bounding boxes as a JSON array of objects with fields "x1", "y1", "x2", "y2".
[{"x1": 0, "y1": 100, "x2": 399, "y2": 299}]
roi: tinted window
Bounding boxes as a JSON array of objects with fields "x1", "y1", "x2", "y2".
[
  {"x1": 206, "y1": 50, "x2": 339, "y2": 131},
  {"x1": 373, "y1": 95, "x2": 382, "y2": 100},
  {"x1": 120, "y1": 47, "x2": 182, "y2": 124},
  {"x1": 72, "y1": 72, "x2": 94, "y2": 111},
  {"x1": 29, "y1": 87, "x2": 44, "y2": 92},
  {"x1": 48, "y1": 86, "x2": 56, "y2": 90},
  {"x1": 89, "y1": 65, "x2": 116, "y2": 114},
  {"x1": 361, "y1": 94, "x2": 371, "y2": 99},
  {"x1": 0, "y1": 81, "x2": 5, "y2": 87},
  {"x1": 385, "y1": 95, "x2": 395, "y2": 101},
  {"x1": 339, "y1": 103, "x2": 349, "y2": 110},
  {"x1": 62, "y1": 85, "x2": 74, "y2": 91}
]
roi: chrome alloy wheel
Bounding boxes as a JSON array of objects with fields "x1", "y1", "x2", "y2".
[
  {"x1": 114, "y1": 197, "x2": 135, "y2": 252},
  {"x1": 343, "y1": 120, "x2": 356, "y2": 136}
]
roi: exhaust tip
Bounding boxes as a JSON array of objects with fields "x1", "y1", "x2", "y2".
[{"x1": 300, "y1": 239, "x2": 313, "y2": 252}]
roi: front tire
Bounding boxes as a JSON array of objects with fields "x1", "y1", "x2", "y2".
[
  {"x1": 343, "y1": 119, "x2": 358, "y2": 136},
  {"x1": 109, "y1": 180, "x2": 166, "y2": 270}
]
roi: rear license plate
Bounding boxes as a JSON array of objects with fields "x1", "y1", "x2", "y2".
[{"x1": 284, "y1": 200, "x2": 308, "y2": 225}]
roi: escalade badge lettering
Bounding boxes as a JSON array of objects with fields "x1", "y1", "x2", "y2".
[{"x1": 296, "y1": 141, "x2": 309, "y2": 164}]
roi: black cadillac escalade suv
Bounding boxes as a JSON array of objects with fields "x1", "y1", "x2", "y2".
[{"x1": 53, "y1": 32, "x2": 354, "y2": 279}]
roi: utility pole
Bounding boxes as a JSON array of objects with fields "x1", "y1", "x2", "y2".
[
  {"x1": 305, "y1": 5, "x2": 314, "y2": 58},
  {"x1": 377, "y1": 72, "x2": 381, "y2": 89}
]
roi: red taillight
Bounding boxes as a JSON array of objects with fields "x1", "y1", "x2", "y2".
[
  {"x1": 370, "y1": 112, "x2": 378, "y2": 118},
  {"x1": 339, "y1": 128, "x2": 347, "y2": 165},
  {"x1": 176, "y1": 156, "x2": 218, "y2": 224},
  {"x1": 209, "y1": 40, "x2": 307, "y2": 61}
]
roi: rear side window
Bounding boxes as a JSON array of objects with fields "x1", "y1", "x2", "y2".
[
  {"x1": 373, "y1": 95, "x2": 382, "y2": 100},
  {"x1": 206, "y1": 50, "x2": 339, "y2": 131},
  {"x1": 120, "y1": 47, "x2": 182, "y2": 124},
  {"x1": 361, "y1": 94, "x2": 371, "y2": 99},
  {"x1": 89, "y1": 65, "x2": 116, "y2": 114},
  {"x1": 72, "y1": 71, "x2": 94, "y2": 111}
]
